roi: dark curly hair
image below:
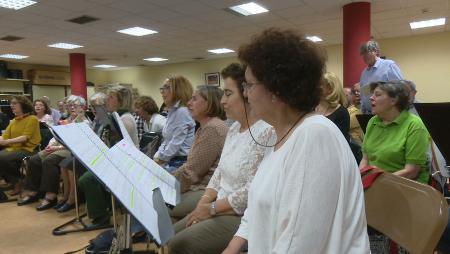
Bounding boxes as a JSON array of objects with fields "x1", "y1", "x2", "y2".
[
  {"x1": 220, "y1": 63, "x2": 246, "y2": 99},
  {"x1": 33, "y1": 99, "x2": 52, "y2": 115},
  {"x1": 238, "y1": 28, "x2": 326, "y2": 111},
  {"x1": 11, "y1": 95, "x2": 33, "y2": 114},
  {"x1": 135, "y1": 96, "x2": 159, "y2": 115}
]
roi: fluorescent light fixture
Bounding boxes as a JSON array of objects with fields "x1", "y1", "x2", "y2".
[
  {"x1": 229, "y1": 2, "x2": 268, "y2": 16},
  {"x1": 410, "y1": 18, "x2": 446, "y2": 29},
  {"x1": 143, "y1": 57, "x2": 168, "y2": 62},
  {"x1": 208, "y1": 48, "x2": 234, "y2": 54},
  {"x1": 0, "y1": 54, "x2": 29, "y2": 59},
  {"x1": 307, "y1": 36, "x2": 323, "y2": 42},
  {"x1": 117, "y1": 27, "x2": 158, "y2": 36},
  {"x1": 93, "y1": 64, "x2": 117, "y2": 68},
  {"x1": 48, "y1": 42, "x2": 83, "y2": 49},
  {"x1": 0, "y1": 0, "x2": 36, "y2": 10}
]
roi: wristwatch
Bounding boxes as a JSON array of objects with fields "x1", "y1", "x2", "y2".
[{"x1": 210, "y1": 201, "x2": 216, "y2": 216}]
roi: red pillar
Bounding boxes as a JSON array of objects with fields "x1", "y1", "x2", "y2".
[
  {"x1": 343, "y1": 2, "x2": 371, "y2": 88},
  {"x1": 69, "y1": 53, "x2": 87, "y2": 100}
]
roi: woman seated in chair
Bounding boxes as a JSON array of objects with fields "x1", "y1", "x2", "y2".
[
  {"x1": 134, "y1": 95, "x2": 166, "y2": 134},
  {"x1": 360, "y1": 81, "x2": 430, "y2": 254},
  {"x1": 360, "y1": 81, "x2": 429, "y2": 182},
  {"x1": 169, "y1": 85, "x2": 228, "y2": 220},
  {"x1": 18, "y1": 95, "x2": 88, "y2": 210},
  {"x1": 78, "y1": 85, "x2": 139, "y2": 228},
  {"x1": 168, "y1": 63, "x2": 274, "y2": 254},
  {"x1": 0, "y1": 95, "x2": 41, "y2": 196},
  {"x1": 33, "y1": 99, "x2": 54, "y2": 126},
  {"x1": 55, "y1": 93, "x2": 108, "y2": 213},
  {"x1": 153, "y1": 75, "x2": 196, "y2": 173}
]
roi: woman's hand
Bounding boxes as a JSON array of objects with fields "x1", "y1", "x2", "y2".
[
  {"x1": 44, "y1": 145, "x2": 60, "y2": 154},
  {"x1": 186, "y1": 203, "x2": 212, "y2": 227},
  {"x1": 222, "y1": 236, "x2": 247, "y2": 254}
]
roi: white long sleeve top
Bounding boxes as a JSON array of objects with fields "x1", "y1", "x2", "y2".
[{"x1": 236, "y1": 115, "x2": 370, "y2": 254}]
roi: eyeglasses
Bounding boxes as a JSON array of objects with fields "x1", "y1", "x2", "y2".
[
  {"x1": 67, "y1": 103, "x2": 81, "y2": 108},
  {"x1": 242, "y1": 81, "x2": 259, "y2": 91},
  {"x1": 159, "y1": 84, "x2": 171, "y2": 93}
]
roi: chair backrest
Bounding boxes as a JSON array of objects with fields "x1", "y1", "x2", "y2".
[
  {"x1": 365, "y1": 172, "x2": 448, "y2": 254},
  {"x1": 40, "y1": 128, "x2": 53, "y2": 149}
]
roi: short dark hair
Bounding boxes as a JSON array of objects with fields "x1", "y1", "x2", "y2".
[
  {"x1": 11, "y1": 95, "x2": 33, "y2": 114},
  {"x1": 238, "y1": 28, "x2": 326, "y2": 112},
  {"x1": 135, "y1": 96, "x2": 159, "y2": 115},
  {"x1": 220, "y1": 63, "x2": 245, "y2": 99},
  {"x1": 33, "y1": 99, "x2": 51, "y2": 115},
  {"x1": 370, "y1": 81, "x2": 410, "y2": 111}
]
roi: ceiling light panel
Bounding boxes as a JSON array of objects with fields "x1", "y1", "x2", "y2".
[
  {"x1": 143, "y1": 57, "x2": 168, "y2": 62},
  {"x1": 93, "y1": 64, "x2": 117, "y2": 68},
  {"x1": 0, "y1": 0, "x2": 36, "y2": 10},
  {"x1": 229, "y1": 2, "x2": 269, "y2": 16},
  {"x1": 307, "y1": 36, "x2": 323, "y2": 42},
  {"x1": 48, "y1": 43, "x2": 83, "y2": 49},
  {"x1": 410, "y1": 18, "x2": 446, "y2": 29},
  {"x1": 0, "y1": 54, "x2": 29, "y2": 59},
  {"x1": 117, "y1": 27, "x2": 158, "y2": 36},
  {"x1": 208, "y1": 48, "x2": 234, "y2": 54}
]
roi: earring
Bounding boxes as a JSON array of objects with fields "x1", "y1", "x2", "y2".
[{"x1": 271, "y1": 95, "x2": 276, "y2": 102}]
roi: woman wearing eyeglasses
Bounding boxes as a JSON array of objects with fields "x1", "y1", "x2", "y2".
[
  {"x1": 18, "y1": 95, "x2": 87, "y2": 210},
  {"x1": 0, "y1": 95, "x2": 41, "y2": 196},
  {"x1": 168, "y1": 63, "x2": 274, "y2": 254},
  {"x1": 223, "y1": 28, "x2": 370, "y2": 254},
  {"x1": 154, "y1": 75, "x2": 196, "y2": 173}
]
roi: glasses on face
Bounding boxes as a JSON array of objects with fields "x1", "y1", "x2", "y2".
[
  {"x1": 242, "y1": 81, "x2": 258, "y2": 91},
  {"x1": 9, "y1": 101, "x2": 18, "y2": 106},
  {"x1": 67, "y1": 103, "x2": 81, "y2": 108},
  {"x1": 159, "y1": 84, "x2": 171, "y2": 93}
]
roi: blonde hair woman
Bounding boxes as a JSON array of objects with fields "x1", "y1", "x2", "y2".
[
  {"x1": 154, "y1": 75, "x2": 195, "y2": 173},
  {"x1": 316, "y1": 72, "x2": 350, "y2": 141}
]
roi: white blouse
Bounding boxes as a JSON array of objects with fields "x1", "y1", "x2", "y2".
[
  {"x1": 207, "y1": 120, "x2": 274, "y2": 215},
  {"x1": 144, "y1": 113, "x2": 166, "y2": 133},
  {"x1": 236, "y1": 115, "x2": 370, "y2": 254}
]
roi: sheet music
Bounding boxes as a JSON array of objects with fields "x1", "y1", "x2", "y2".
[
  {"x1": 51, "y1": 122, "x2": 177, "y2": 244},
  {"x1": 112, "y1": 112, "x2": 134, "y2": 145},
  {"x1": 109, "y1": 140, "x2": 180, "y2": 206}
]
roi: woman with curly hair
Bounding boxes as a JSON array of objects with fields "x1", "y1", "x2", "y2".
[{"x1": 223, "y1": 28, "x2": 370, "y2": 254}]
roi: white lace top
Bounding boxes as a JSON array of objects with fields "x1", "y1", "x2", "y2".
[{"x1": 207, "y1": 120, "x2": 275, "y2": 215}]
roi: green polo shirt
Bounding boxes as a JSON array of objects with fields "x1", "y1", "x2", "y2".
[{"x1": 362, "y1": 111, "x2": 430, "y2": 183}]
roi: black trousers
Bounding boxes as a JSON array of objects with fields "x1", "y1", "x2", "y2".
[
  {"x1": 25, "y1": 152, "x2": 65, "y2": 194},
  {"x1": 0, "y1": 149, "x2": 33, "y2": 184}
]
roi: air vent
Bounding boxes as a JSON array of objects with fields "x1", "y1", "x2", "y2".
[
  {"x1": 67, "y1": 15, "x2": 99, "y2": 25},
  {"x1": 0, "y1": 35, "x2": 24, "y2": 41},
  {"x1": 89, "y1": 57, "x2": 108, "y2": 61}
]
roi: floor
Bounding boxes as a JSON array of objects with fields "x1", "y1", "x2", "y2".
[{"x1": 0, "y1": 197, "x2": 103, "y2": 254}]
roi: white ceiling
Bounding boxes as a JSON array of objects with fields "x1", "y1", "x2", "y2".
[{"x1": 0, "y1": 0, "x2": 448, "y2": 68}]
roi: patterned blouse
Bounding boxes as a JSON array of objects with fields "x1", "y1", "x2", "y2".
[{"x1": 207, "y1": 120, "x2": 275, "y2": 215}]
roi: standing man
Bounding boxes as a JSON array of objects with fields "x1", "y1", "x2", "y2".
[{"x1": 359, "y1": 40, "x2": 403, "y2": 114}]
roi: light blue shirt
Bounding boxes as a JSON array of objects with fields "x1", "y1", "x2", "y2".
[
  {"x1": 155, "y1": 101, "x2": 195, "y2": 162},
  {"x1": 359, "y1": 57, "x2": 403, "y2": 114},
  {"x1": 51, "y1": 108, "x2": 61, "y2": 124}
]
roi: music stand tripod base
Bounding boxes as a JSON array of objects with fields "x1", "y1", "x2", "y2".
[{"x1": 52, "y1": 212, "x2": 113, "y2": 235}]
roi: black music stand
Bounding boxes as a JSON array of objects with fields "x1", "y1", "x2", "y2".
[
  {"x1": 356, "y1": 114, "x2": 374, "y2": 134},
  {"x1": 50, "y1": 127, "x2": 113, "y2": 236}
]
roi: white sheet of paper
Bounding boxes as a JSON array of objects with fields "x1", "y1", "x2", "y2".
[{"x1": 51, "y1": 122, "x2": 177, "y2": 244}]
